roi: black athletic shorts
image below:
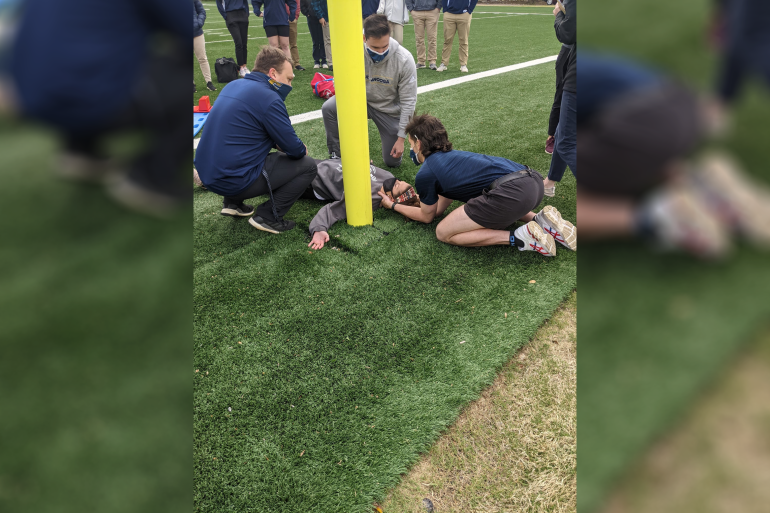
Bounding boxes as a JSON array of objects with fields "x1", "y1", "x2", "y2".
[
  {"x1": 264, "y1": 25, "x2": 290, "y2": 38},
  {"x1": 464, "y1": 170, "x2": 544, "y2": 230}
]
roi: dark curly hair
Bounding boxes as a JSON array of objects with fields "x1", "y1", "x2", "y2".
[{"x1": 405, "y1": 114, "x2": 453, "y2": 158}]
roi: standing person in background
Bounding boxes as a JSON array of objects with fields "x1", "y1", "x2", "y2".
[
  {"x1": 253, "y1": 0, "x2": 295, "y2": 59},
  {"x1": 217, "y1": 0, "x2": 254, "y2": 78},
  {"x1": 193, "y1": 0, "x2": 217, "y2": 92},
  {"x1": 437, "y1": 0, "x2": 477, "y2": 73},
  {"x1": 362, "y1": 0, "x2": 380, "y2": 19},
  {"x1": 407, "y1": 0, "x2": 441, "y2": 70},
  {"x1": 377, "y1": 0, "x2": 409, "y2": 44},
  {"x1": 286, "y1": 0, "x2": 305, "y2": 70},
  {"x1": 312, "y1": 0, "x2": 332, "y2": 70},
  {"x1": 543, "y1": 0, "x2": 576, "y2": 197},
  {"x1": 301, "y1": 0, "x2": 327, "y2": 68},
  {"x1": 545, "y1": 43, "x2": 571, "y2": 154}
]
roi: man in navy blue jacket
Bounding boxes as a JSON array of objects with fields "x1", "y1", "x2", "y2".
[
  {"x1": 437, "y1": 0, "x2": 477, "y2": 72},
  {"x1": 194, "y1": 46, "x2": 317, "y2": 234}
]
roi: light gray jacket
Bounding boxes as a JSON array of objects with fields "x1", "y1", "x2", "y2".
[
  {"x1": 364, "y1": 38, "x2": 417, "y2": 139},
  {"x1": 308, "y1": 159, "x2": 395, "y2": 235},
  {"x1": 377, "y1": 0, "x2": 409, "y2": 24}
]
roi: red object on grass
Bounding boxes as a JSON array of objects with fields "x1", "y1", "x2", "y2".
[
  {"x1": 193, "y1": 96, "x2": 211, "y2": 113},
  {"x1": 311, "y1": 73, "x2": 335, "y2": 99}
]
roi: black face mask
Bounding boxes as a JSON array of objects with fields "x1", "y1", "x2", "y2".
[{"x1": 382, "y1": 177, "x2": 397, "y2": 192}]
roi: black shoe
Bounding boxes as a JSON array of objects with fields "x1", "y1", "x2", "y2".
[
  {"x1": 206, "y1": 81, "x2": 216, "y2": 91},
  {"x1": 329, "y1": 151, "x2": 340, "y2": 159},
  {"x1": 328, "y1": 65, "x2": 333, "y2": 71},
  {"x1": 295, "y1": 65, "x2": 305, "y2": 71},
  {"x1": 248, "y1": 215, "x2": 296, "y2": 233},
  {"x1": 221, "y1": 203, "x2": 254, "y2": 217}
]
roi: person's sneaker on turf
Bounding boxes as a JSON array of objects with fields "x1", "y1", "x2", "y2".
[
  {"x1": 295, "y1": 64, "x2": 305, "y2": 71},
  {"x1": 460, "y1": 65, "x2": 468, "y2": 73},
  {"x1": 436, "y1": 63, "x2": 447, "y2": 72},
  {"x1": 514, "y1": 221, "x2": 557, "y2": 256},
  {"x1": 640, "y1": 184, "x2": 731, "y2": 259},
  {"x1": 249, "y1": 215, "x2": 296, "y2": 234},
  {"x1": 206, "y1": 81, "x2": 216, "y2": 91},
  {"x1": 239, "y1": 67, "x2": 250, "y2": 78},
  {"x1": 313, "y1": 62, "x2": 320, "y2": 69},
  {"x1": 221, "y1": 202, "x2": 254, "y2": 217},
  {"x1": 416, "y1": 63, "x2": 426, "y2": 69},
  {"x1": 322, "y1": 63, "x2": 329, "y2": 69},
  {"x1": 328, "y1": 65, "x2": 333, "y2": 71},
  {"x1": 429, "y1": 62, "x2": 437, "y2": 70},
  {"x1": 534, "y1": 205, "x2": 577, "y2": 251},
  {"x1": 543, "y1": 184, "x2": 556, "y2": 197},
  {"x1": 545, "y1": 135, "x2": 555, "y2": 155},
  {"x1": 329, "y1": 151, "x2": 340, "y2": 159}
]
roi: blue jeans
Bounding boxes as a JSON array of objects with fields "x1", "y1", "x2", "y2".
[{"x1": 548, "y1": 90, "x2": 576, "y2": 182}]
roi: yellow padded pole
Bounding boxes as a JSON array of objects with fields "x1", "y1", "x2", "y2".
[{"x1": 327, "y1": 0, "x2": 373, "y2": 226}]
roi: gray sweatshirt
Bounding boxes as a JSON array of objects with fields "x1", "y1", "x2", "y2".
[
  {"x1": 364, "y1": 38, "x2": 417, "y2": 139},
  {"x1": 308, "y1": 159, "x2": 395, "y2": 235}
]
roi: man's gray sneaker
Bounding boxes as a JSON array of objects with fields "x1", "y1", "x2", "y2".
[
  {"x1": 221, "y1": 203, "x2": 254, "y2": 217},
  {"x1": 416, "y1": 63, "x2": 426, "y2": 69},
  {"x1": 248, "y1": 216, "x2": 296, "y2": 234},
  {"x1": 429, "y1": 63, "x2": 437, "y2": 70}
]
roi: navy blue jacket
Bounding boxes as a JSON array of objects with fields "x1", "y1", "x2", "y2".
[
  {"x1": 253, "y1": 0, "x2": 295, "y2": 26},
  {"x1": 362, "y1": 0, "x2": 379, "y2": 18},
  {"x1": 216, "y1": 0, "x2": 252, "y2": 19},
  {"x1": 312, "y1": 0, "x2": 328, "y2": 21},
  {"x1": 193, "y1": 0, "x2": 206, "y2": 37},
  {"x1": 442, "y1": 0, "x2": 477, "y2": 15},
  {"x1": 10, "y1": 0, "x2": 189, "y2": 134},
  {"x1": 194, "y1": 73, "x2": 307, "y2": 197}
]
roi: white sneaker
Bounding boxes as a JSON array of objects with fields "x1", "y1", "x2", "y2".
[
  {"x1": 460, "y1": 65, "x2": 468, "y2": 73},
  {"x1": 643, "y1": 185, "x2": 731, "y2": 259},
  {"x1": 314, "y1": 63, "x2": 320, "y2": 69},
  {"x1": 534, "y1": 205, "x2": 577, "y2": 251},
  {"x1": 239, "y1": 67, "x2": 250, "y2": 78},
  {"x1": 543, "y1": 185, "x2": 556, "y2": 197},
  {"x1": 513, "y1": 221, "x2": 557, "y2": 257},
  {"x1": 436, "y1": 63, "x2": 447, "y2": 72},
  {"x1": 322, "y1": 63, "x2": 329, "y2": 69}
]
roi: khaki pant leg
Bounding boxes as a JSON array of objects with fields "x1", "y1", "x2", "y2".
[
  {"x1": 412, "y1": 11, "x2": 426, "y2": 65},
  {"x1": 193, "y1": 34, "x2": 212, "y2": 83},
  {"x1": 388, "y1": 21, "x2": 403, "y2": 44},
  {"x1": 322, "y1": 23, "x2": 332, "y2": 66},
  {"x1": 289, "y1": 19, "x2": 300, "y2": 65},
  {"x1": 457, "y1": 13, "x2": 470, "y2": 66},
  {"x1": 426, "y1": 9, "x2": 439, "y2": 64},
  {"x1": 442, "y1": 13, "x2": 458, "y2": 65}
]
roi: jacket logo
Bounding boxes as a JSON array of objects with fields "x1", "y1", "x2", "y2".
[{"x1": 367, "y1": 75, "x2": 392, "y2": 85}]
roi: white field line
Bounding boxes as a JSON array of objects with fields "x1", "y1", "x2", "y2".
[{"x1": 194, "y1": 54, "x2": 556, "y2": 147}]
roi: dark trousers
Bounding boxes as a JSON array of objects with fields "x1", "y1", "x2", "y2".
[
  {"x1": 65, "y1": 43, "x2": 189, "y2": 198},
  {"x1": 548, "y1": 44, "x2": 571, "y2": 136},
  {"x1": 547, "y1": 89, "x2": 576, "y2": 182},
  {"x1": 226, "y1": 9, "x2": 249, "y2": 66},
  {"x1": 306, "y1": 15, "x2": 326, "y2": 64},
  {"x1": 224, "y1": 152, "x2": 318, "y2": 220}
]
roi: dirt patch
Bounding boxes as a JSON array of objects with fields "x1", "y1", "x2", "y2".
[{"x1": 380, "y1": 292, "x2": 576, "y2": 513}]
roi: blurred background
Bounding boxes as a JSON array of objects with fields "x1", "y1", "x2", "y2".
[
  {"x1": 0, "y1": 1, "x2": 191, "y2": 512},
  {"x1": 578, "y1": 1, "x2": 770, "y2": 512}
]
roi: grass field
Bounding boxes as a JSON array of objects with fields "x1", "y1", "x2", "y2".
[
  {"x1": 193, "y1": 4, "x2": 575, "y2": 512},
  {"x1": 578, "y1": 1, "x2": 770, "y2": 512}
]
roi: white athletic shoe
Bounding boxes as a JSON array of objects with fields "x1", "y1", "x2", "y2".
[
  {"x1": 436, "y1": 63, "x2": 447, "y2": 72},
  {"x1": 322, "y1": 63, "x2": 329, "y2": 69},
  {"x1": 543, "y1": 185, "x2": 556, "y2": 197},
  {"x1": 460, "y1": 65, "x2": 468, "y2": 73},
  {"x1": 513, "y1": 221, "x2": 557, "y2": 257},
  {"x1": 534, "y1": 205, "x2": 577, "y2": 251},
  {"x1": 643, "y1": 185, "x2": 731, "y2": 259},
  {"x1": 313, "y1": 63, "x2": 320, "y2": 69},
  {"x1": 239, "y1": 67, "x2": 250, "y2": 78}
]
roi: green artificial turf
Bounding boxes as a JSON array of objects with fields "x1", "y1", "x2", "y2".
[
  {"x1": 0, "y1": 119, "x2": 191, "y2": 513},
  {"x1": 194, "y1": 8, "x2": 576, "y2": 511},
  {"x1": 578, "y1": 1, "x2": 770, "y2": 512}
]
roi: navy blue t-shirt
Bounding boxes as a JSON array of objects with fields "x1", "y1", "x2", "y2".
[{"x1": 414, "y1": 150, "x2": 526, "y2": 205}]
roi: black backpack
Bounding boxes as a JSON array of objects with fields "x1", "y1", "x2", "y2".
[{"x1": 215, "y1": 57, "x2": 239, "y2": 83}]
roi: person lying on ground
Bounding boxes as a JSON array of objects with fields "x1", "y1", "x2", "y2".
[
  {"x1": 379, "y1": 114, "x2": 577, "y2": 256},
  {"x1": 305, "y1": 158, "x2": 418, "y2": 249}
]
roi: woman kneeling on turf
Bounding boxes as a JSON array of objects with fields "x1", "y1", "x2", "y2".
[{"x1": 377, "y1": 114, "x2": 577, "y2": 256}]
